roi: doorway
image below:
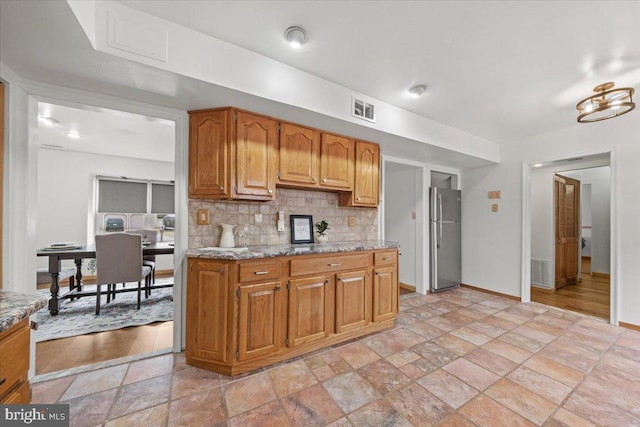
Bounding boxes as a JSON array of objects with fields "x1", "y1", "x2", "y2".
[
  {"x1": 529, "y1": 159, "x2": 611, "y2": 320},
  {"x1": 34, "y1": 101, "x2": 177, "y2": 374}
]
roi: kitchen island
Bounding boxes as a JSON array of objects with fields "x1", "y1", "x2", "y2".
[
  {"x1": 0, "y1": 290, "x2": 47, "y2": 403},
  {"x1": 186, "y1": 241, "x2": 399, "y2": 375}
]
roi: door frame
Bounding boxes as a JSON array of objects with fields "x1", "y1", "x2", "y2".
[
  {"x1": 380, "y1": 155, "x2": 461, "y2": 294},
  {"x1": 521, "y1": 150, "x2": 618, "y2": 324},
  {"x1": 2, "y1": 73, "x2": 189, "y2": 377}
]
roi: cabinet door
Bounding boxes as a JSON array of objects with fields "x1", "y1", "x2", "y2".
[
  {"x1": 353, "y1": 140, "x2": 380, "y2": 206},
  {"x1": 373, "y1": 266, "x2": 398, "y2": 322},
  {"x1": 238, "y1": 281, "x2": 285, "y2": 361},
  {"x1": 189, "y1": 110, "x2": 230, "y2": 198},
  {"x1": 288, "y1": 275, "x2": 332, "y2": 347},
  {"x1": 186, "y1": 260, "x2": 230, "y2": 363},
  {"x1": 320, "y1": 133, "x2": 354, "y2": 190},
  {"x1": 235, "y1": 111, "x2": 278, "y2": 200},
  {"x1": 278, "y1": 123, "x2": 320, "y2": 186},
  {"x1": 335, "y1": 270, "x2": 371, "y2": 334}
]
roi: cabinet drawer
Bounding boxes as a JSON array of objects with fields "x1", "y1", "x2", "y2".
[
  {"x1": 290, "y1": 253, "x2": 369, "y2": 276},
  {"x1": 374, "y1": 251, "x2": 397, "y2": 266},
  {"x1": 239, "y1": 261, "x2": 282, "y2": 283},
  {"x1": 0, "y1": 321, "x2": 29, "y2": 399}
]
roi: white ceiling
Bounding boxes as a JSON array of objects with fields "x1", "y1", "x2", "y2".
[
  {"x1": 2, "y1": 1, "x2": 640, "y2": 164},
  {"x1": 37, "y1": 103, "x2": 175, "y2": 163}
]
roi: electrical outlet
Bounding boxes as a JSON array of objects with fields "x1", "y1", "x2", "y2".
[
  {"x1": 411, "y1": 211, "x2": 416, "y2": 220},
  {"x1": 197, "y1": 209, "x2": 210, "y2": 225},
  {"x1": 348, "y1": 216, "x2": 356, "y2": 227},
  {"x1": 492, "y1": 204, "x2": 499, "y2": 212}
]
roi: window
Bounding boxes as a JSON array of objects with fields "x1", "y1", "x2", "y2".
[{"x1": 96, "y1": 177, "x2": 174, "y2": 230}]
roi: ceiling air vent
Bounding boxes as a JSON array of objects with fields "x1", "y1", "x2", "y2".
[{"x1": 351, "y1": 96, "x2": 376, "y2": 123}]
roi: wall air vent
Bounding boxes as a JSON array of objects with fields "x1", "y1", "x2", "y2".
[
  {"x1": 531, "y1": 259, "x2": 552, "y2": 288},
  {"x1": 351, "y1": 96, "x2": 376, "y2": 123}
]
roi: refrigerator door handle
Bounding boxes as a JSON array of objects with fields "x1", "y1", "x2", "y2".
[
  {"x1": 438, "y1": 221, "x2": 442, "y2": 248},
  {"x1": 437, "y1": 193, "x2": 443, "y2": 222}
]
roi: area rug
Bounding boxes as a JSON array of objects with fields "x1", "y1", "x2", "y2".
[{"x1": 35, "y1": 279, "x2": 174, "y2": 342}]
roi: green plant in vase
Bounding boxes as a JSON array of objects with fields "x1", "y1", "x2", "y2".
[{"x1": 315, "y1": 220, "x2": 329, "y2": 243}]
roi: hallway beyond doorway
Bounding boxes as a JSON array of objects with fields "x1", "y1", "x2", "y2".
[{"x1": 531, "y1": 258, "x2": 609, "y2": 320}]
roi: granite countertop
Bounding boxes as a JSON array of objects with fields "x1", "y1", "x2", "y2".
[
  {"x1": 187, "y1": 240, "x2": 400, "y2": 260},
  {"x1": 0, "y1": 290, "x2": 48, "y2": 332}
]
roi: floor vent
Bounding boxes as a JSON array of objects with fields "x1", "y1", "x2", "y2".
[{"x1": 531, "y1": 259, "x2": 552, "y2": 287}]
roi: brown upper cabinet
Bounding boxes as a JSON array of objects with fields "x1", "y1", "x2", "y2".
[
  {"x1": 338, "y1": 140, "x2": 380, "y2": 207},
  {"x1": 279, "y1": 125, "x2": 355, "y2": 192},
  {"x1": 278, "y1": 123, "x2": 320, "y2": 187},
  {"x1": 189, "y1": 108, "x2": 278, "y2": 201},
  {"x1": 189, "y1": 107, "x2": 379, "y2": 205}
]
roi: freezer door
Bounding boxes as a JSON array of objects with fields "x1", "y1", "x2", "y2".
[{"x1": 431, "y1": 221, "x2": 461, "y2": 292}]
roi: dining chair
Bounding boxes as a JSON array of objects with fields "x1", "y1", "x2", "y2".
[
  {"x1": 126, "y1": 228, "x2": 158, "y2": 293},
  {"x1": 37, "y1": 267, "x2": 77, "y2": 297},
  {"x1": 95, "y1": 233, "x2": 152, "y2": 315}
]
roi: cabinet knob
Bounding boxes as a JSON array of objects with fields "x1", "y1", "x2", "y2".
[
  {"x1": 356, "y1": 197, "x2": 360, "y2": 201},
  {"x1": 322, "y1": 178, "x2": 327, "y2": 183},
  {"x1": 268, "y1": 189, "x2": 273, "y2": 194},
  {"x1": 219, "y1": 185, "x2": 224, "y2": 191},
  {"x1": 312, "y1": 177, "x2": 316, "y2": 182},
  {"x1": 275, "y1": 284, "x2": 281, "y2": 291}
]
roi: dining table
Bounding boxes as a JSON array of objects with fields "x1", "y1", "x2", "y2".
[{"x1": 37, "y1": 242, "x2": 174, "y2": 315}]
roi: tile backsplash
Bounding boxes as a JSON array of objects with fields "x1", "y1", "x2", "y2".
[{"x1": 189, "y1": 188, "x2": 378, "y2": 248}]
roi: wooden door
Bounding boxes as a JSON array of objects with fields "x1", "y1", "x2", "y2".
[
  {"x1": 238, "y1": 281, "x2": 285, "y2": 361},
  {"x1": 335, "y1": 270, "x2": 371, "y2": 333},
  {"x1": 186, "y1": 260, "x2": 230, "y2": 363},
  {"x1": 235, "y1": 111, "x2": 278, "y2": 200},
  {"x1": 278, "y1": 123, "x2": 320, "y2": 186},
  {"x1": 555, "y1": 174, "x2": 580, "y2": 289},
  {"x1": 189, "y1": 110, "x2": 230, "y2": 198},
  {"x1": 319, "y1": 133, "x2": 354, "y2": 190},
  {"x1": 373, "y1": 266, "x2": 398, "y2": 322},
  {"x1": 287, "y1": 275, "x2": 332, "y2": 347}
]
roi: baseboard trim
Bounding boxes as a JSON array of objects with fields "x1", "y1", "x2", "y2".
[
  {"x1": 619, "y1": 321, "x2": 640, "y2": 331},
  {"x1": 399, "y1": 283, "x2": 416, "y2": 292},
  {"x1": 460, "y1": 283, "x2": 520, "y2": 301},
  {"x1": 592, "y1": 271, "x2": 610, "y2": 278}
]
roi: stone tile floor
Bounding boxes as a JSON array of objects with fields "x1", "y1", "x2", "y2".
[{"x1": 32, "y1": 287, "x2": 640, "y2": 426}]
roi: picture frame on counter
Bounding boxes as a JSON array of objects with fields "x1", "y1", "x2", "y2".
[{"x1": 290, "y1": 215, "x2": 314, "y2": 244}]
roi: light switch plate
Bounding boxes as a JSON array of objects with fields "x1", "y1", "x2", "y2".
[
  {"x1": 348, "y1": 216, "x2": 356, "y2": 227},
  {"x1": 255, "y1": 213, "x2": 263, "y2": 224},
  {"x1": 197, "y1": 208, "x2": 210, "y2": 225}
]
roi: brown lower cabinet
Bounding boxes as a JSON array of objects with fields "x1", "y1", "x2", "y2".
[
  {"x1": 0, "y1": 319, "x2": 31, "y2": 404},
  {"x1": 186, "y1": 248, "x2": 398, "y2": 375}
]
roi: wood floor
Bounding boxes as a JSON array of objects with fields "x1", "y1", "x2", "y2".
[
  {"x1": 531, "y1": 258, "x2": 610, "y2": 320},
  {"x1": 36, "y1": 321, "x2": 173, "y2": 375}
]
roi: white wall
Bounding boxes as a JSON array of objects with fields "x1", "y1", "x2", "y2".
[
  {"x1": 462, "y1": 114, "x2": 640, "y2": 326},
  {"x1": 385, "y1": 162, "x2": 418, "y2": 287},
  {"x1": 36, "y1": 148, "x2": 175, "y2": 278}
]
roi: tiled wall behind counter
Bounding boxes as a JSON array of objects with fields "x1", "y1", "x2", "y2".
[{"x1": 188, "y1": 188, "x2": 379, "y2": 248}]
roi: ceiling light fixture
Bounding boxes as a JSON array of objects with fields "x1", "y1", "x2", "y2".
[
  {"x1": 65, "y1": 132, "x2": 82, "y2": 139},
  {"x1": 408, "y1": 85, "x2": 427, "y2": 98},
  {"x1": 576, "y1": 82, "x2": 635, "y2": 123},
  {"x1": 284, "y1": 26, "x2": 307, "y2": 49}
]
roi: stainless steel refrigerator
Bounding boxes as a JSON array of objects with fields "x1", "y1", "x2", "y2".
[{"x1": 429, "y1": 187, "x2": 461, "y2": 292}]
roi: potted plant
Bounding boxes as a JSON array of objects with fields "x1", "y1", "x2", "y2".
[{"x1": 315, "y1": 220, "x2": 329, "y2": 243}]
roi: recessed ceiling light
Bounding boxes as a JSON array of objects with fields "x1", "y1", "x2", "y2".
[
  {"x1": 65, "y1": 132, "x2": 82, "y2": 139},
  {"x1": 285, "y1": 26, "x2": 307, "y2": 49},
  {"x1": 38, "y1": 116, "x2": 58, "y2": 126},
  {"x1": 408, "y1": 85, "x2": 427, "y2": 98}
]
